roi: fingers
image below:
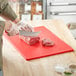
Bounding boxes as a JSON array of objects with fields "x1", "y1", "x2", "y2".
[
  {"x1": 26, "y1": 24, "x2": 33, "y2": 32},
  {"x1": 17, "y1": 21, "x2": 34, "y2": 32},
  {"x1": 20, "y1": 24, "x2": 33, "y2": 32}
]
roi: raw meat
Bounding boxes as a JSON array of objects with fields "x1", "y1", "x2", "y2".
[
  {"x1": 28, "y1": 36, "x2": 40, "y2": 45},
  {"x1": 42, "y1": 39, "x2": 54, "y2": 47},
  {"x1": 20, "y1": 36, "x2": 40, "y2": 45},
  {"x1": 19, "y1": 22, "x2": 40, "y2": 45}
]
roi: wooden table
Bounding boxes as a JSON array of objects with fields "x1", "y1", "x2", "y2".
[{"x1": 3, "y1": 20, "x2": 76, "y2": 76}]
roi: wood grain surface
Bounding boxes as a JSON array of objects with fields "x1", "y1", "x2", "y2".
[{"x1": 3, "y1": 20, "x2": 76, "y2": 76}]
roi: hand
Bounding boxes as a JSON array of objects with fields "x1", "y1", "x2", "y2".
[
  {"x1": 17, "y1": 21, "x2": 34, "y2": 32},
  {"x1": 5, "y1": 21, "x2": 12, "y2": 32},
  {"x1": 5, "y1": 20, "x2": 34, "y2": 36},
  {"x1": 5, "y1": 21, "x2": 19, "y2": 36}
]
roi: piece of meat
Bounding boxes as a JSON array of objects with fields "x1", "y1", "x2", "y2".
[
  {"x1": 42, "y1": 39, "x2": 54, "y2": 47},
  {"x1": 28, "y1": 36, "x2": 40, "y2": 45},
  {"x1": 20, "y1": 36, "x2": 40, "y2": 45}
]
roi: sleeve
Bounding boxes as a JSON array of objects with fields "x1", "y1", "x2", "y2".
[
  {"x1": 0, "y1": 21, "x2": 5, "y2": 69},
  {"x1": 0, "y1": 21, "x2": 5, "y2": 36},
  {"x1": 0, "y1": 0, "x2": 17, "y2": 21}
]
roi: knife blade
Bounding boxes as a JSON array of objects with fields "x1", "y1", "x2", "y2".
[{"x1": 19, "y1": 30, "x2": 41, "y2": 37}]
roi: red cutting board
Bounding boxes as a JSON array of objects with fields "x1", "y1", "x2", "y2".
[{"x1": 4, "y1": 26, "x2": 74, "y2": 60}]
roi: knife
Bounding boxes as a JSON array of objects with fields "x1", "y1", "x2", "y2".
[{"x1": 19, "y1": 30, "x2": 41, "y2": 37}]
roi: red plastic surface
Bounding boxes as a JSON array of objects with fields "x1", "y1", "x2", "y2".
[{"x1": 4, "y1": 26, "x2": 74, "y2": 60}]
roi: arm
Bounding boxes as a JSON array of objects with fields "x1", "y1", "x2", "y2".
[
  {"x1": 0, "y1": 0, "x2": 32, "y2": 36},
  {"x1": 0, "y1": 0, "x2": 20, "y2": 23},
  {"x1": 0, "y1": 0, "x2": 20, "y2": 36}
]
